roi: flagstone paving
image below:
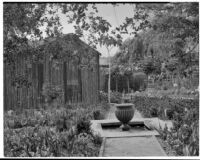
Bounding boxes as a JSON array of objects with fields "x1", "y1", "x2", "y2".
[{"x1": 102, "y1": 136, "x2": 166, "y2": 157}]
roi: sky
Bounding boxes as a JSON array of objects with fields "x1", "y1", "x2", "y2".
[{"x1": 58, "y1": 3, "x2": 135, "y2": 57}]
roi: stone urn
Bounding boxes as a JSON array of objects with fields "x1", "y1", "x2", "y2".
[{"x1": 115, "y1": 103, "x2": 135, "y2": 131}]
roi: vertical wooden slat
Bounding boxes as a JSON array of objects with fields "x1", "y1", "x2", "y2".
[
  {"x1": 4, "y1": 37, "x2": 101, "y2": 111},
  {"x1": 63, "y1": 61, "x2": 67, "y2": 104},
  {"x1": 4, "y1": 63, "x2": 7, "y2": 110}
]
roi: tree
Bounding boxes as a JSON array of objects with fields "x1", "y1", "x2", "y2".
[
  {"x1": 4, "y1": 3, "x2": 123, "y2": 105},
  {"x1": 63, "y1": 4, "x2": 123, "y2": 104},
  {"x1": 4, "y1": 3, "x2": 198, "y2": 99},
  {"x1": 97, "y1": 34, "x2": 122, "y2": 103},
  {"x1": 118, "y1": 3, "x2": 199, "y2": 76},
  {"x1": 3, "y1": 3, "x2": 65, "y2": 67}
]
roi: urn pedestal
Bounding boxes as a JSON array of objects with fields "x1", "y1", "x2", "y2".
[{"x1": 115, "y1": 103, "x2": 135, "y2": 131}]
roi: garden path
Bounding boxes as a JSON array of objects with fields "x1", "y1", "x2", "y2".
[{"x1": 100, "y1": 103, "x2": 167, "y2": 157}]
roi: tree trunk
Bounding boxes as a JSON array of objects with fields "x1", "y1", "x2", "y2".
[
  {"x1": 78, "y1": 65, "x2": 82, "y2": 102},
  {"x1": 127, "y1": 77, "x2": 130, "y2": 93},
  {"x1": 116, "y1": 77, "x2": 118, "y2": 92},
  {"x1": 177, "y1": 64, "x2": 182, "y2": 94},
  {"x1": 108, "y1": 50, "x2": 111, "y2": 104},
  {"x1": 63, "y1": 62, "x2": 67, "y2": 103}
]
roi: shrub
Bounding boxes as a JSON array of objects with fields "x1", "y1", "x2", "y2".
[
  {"x1": 76, "y1": 117, "x2": 92, "y2": 135},
  {"x1": 132, "y1": 72, "x2": 147, "y2": 91},
  {"x1": 99, "y1": 91, "x2": 108, "y2": 102},
  {"x1": 163, "y1": 85, "x2": 168, "y2": 90},
  {"x1": 4, "y1": 102, "x2": 110, "y2": 157},
  {"x1": 42, "y1": 83, "x2": 63, "y2": 105},
  {"x1": 150, "y1": 107, "x2": 158, "y2": 117},
  {"x1": 93, "y1": 110, "x2": 104, "y2": 120},
  {"x1": 92, "y1": 134, "x2": 103, "y2": 145},
  {"x1": 165, "y1": 109, "x2": 174, "y2": 120},
  {"x1": 99, "y1": 91, "x2": 122, "y2": 103},
  {"x1": 110, "y1": 91, "x2": 122, "y2": 103},
  {"x1": 141, "y1": 58, "x2": 161, "y2": 75},
  {"x1": 72, "y1": 132, "x2": 100, "y2": 157}
]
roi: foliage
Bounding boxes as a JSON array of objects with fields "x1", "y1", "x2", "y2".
[
  {"x1": 11, "y1": 74, "x2": 32, "y2": 88},
  {"x1": 159, "y1": 109, "x2": 199, "y2": 156},
  {"x1": 3, "y1": 3, "x2": 199, "y2": 156},
  {"x1": 99, "y1": 91, "x2": 109, "y2": 103},
  {"x1": 42, "y1": 83, "x2": 63, "y2": 105},
  {"x1": 71, "y1": 132, "x2": 101, "y2": 157},
  {"x1": 113, "y1": 3, "x2": 198, "y2": 80},
  {"x1": 102, "y1": 65, "x2": 133, "y2": 93},
  {"x1": 63, "y1": 3, "x2": 123, "y2": 104},
  {"x1": 91, "y1": 133, "x2": 103, "y2": 145},
  {"x1": 110, "y1": 91, "x2": 122, "y2": 103},
  {"x1": 99, "y1": 91, "x2": 122, "y2": 103},
  {"x1": 76, "y1": 117, "x2": 92, "y2": 135},
  {"x1": 93, "y1": 109, "x2": 104, "y2": 120},
  {"x1": 4, "y1": 102, "x2": 109, "y2": 157},
  {"x1": 142, "y1": 57, "x2": 162, "y2": 75},
  {"x1": 132, "y1": 72, "x2": 147, "y2": 91},
  {"x1": 4, "y1": 125, "x2": 101, "y2": 157},
  {"x1": 4, "y1": 3, "x2": 62, "y2": 64},
  {"x1": 149, "y1": 107, "x2": 158, "y2": 117},
  {"x1": 132, "y1": 93, "x2": 199, "y2": 156}
]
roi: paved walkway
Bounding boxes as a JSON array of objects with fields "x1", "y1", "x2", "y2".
[
  {"x1": 100, "y1": 104, "x2": 167, "y2": 157},
  {"x1": 103, "y1": 136, "x2": 166, "y2": 157}
]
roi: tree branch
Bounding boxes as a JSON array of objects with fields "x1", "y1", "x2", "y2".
[{"x1": 185, "y1": 42, "x2": 198, "y2": 55}]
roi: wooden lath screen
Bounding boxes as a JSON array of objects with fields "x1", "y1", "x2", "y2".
[
  {"x1": 4, "y1": 54, "x2": 44, "y2": 110},
  {"x1": 4, "y1": 51, "x2": 100, "y2": 110}
]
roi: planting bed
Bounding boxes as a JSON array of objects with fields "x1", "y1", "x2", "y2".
[
  {"x1": 4, "y1": 102, "x2": 110, "y2": 157},
  {"x1": 131, "y1": 93, "x2": 199, "y2": 156}
]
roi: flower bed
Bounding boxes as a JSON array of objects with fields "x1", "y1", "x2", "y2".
[
  {"x1": 131, "y1": 94, "x2": 199, "y2": 156},
  {"x1": 4, "y1": 102, "x2": 110, "y2": 157}
]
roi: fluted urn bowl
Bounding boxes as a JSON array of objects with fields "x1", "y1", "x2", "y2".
[{"x1": 115, "y1": 103, "x2": 135, "y2": 131}]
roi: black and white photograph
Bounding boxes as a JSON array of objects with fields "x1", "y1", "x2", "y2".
[{"x1": 2, "y1": 1, "x2": 199, "y2": 158}]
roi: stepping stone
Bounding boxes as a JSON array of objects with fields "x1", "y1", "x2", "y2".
[{"x1": 100, "y1": 136, "x2": 166, "y2": 157}]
